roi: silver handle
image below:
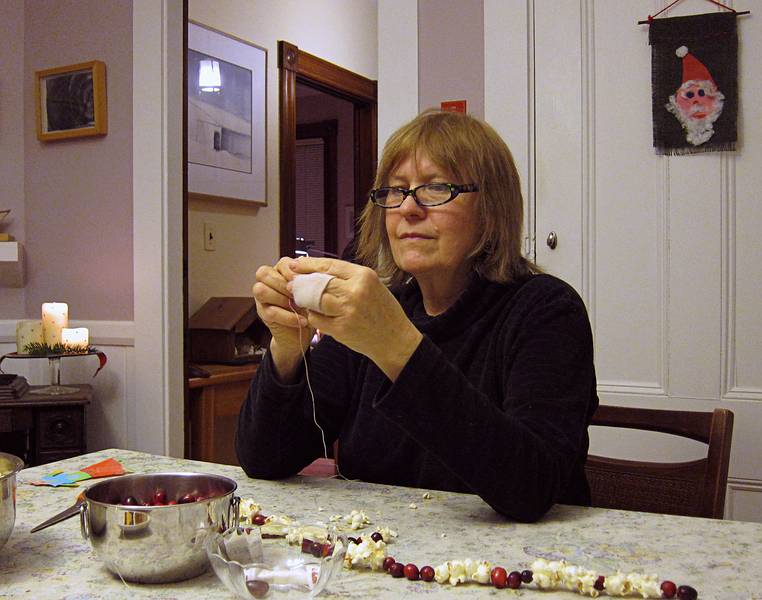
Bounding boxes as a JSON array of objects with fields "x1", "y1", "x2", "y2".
[
  {"x1": 229, "y1": 495, "x2": 241, "y2": 528},
  {"x1": 546, "y1": 231, "x2": 558, "y2": 250},
  {"x1": 79, "y1": 503, "x2": 90, "y2": 540}
]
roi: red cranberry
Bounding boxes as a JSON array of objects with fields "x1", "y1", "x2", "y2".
[
  {"x1": 153, "y1": 488, "x2": 167, "y2": 505},
  {"x1": 167, "y1": 500, "x2": 177, "y2": 505},
  {"x1": 507, "y1": 571, "x2": 522, "y2": 589},
  {"x1": 594, "y1": 575, "x2": 605, "y2": 591},
  {"x1": 252, "y1": 513, "x2": 267, "y2": 526},
  {"x1": 301, "y1": 538, "x2": 314, "y2": 554},
  {"x1": 178, "y1": 493, "x2": 196, "y2": 504},
  {"x1": 122, "y1": 496, "x2": 139, "y2": 506},
  {"x1": 245, "y1": 579, "x2": 269, "y2": 598},
  {"x1": 491, "y1": 567, "x2": 508, "y2": 588},
  {"x1": 419, "y1": 565, "x2": 435, "y2": 582},
  {"x1": 389, "y1": 562, "x2": 405, "y2": 578},
  {"x1": 661, "y1": 581, "x2": 677, "y2": 598},
  {"x1": 309, "y1": 541, "x2": 323, "y2": 558},
  {"x1": 676, "y1": 585, "x2": 698, "y2": 600},
  {"x1": 370, "y1": 531, "x2": 383, "y2": 542},
  {"x1": 521, "y1": 569, "x2": 533, "y2": 584},
  {"x1": 382, "y1": 556, "x2": 396, "y2": 572},
  {"x1": 403, "y1": 563, "x2": 419, "y2": 581}
]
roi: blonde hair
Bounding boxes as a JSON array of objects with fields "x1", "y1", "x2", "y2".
[{"x1": 356, "y1": 109, "x2": 537, "y2": 286}]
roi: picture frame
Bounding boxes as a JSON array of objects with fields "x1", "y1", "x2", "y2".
[
  {"x1": 187, "y1": 21, "x2": 267, "y2": 206},
  {"x1": 35, "y1": 60, "x2": 107, "y2": 142}
]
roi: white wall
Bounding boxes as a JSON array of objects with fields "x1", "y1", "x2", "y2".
[
  {"x1": 378, "y1": 0, "x2": 418, "y2": 157},
  {"x1": 418, "y1": 0, "x2": 484, "y2": 118},
  {"x1": 187, "y1": 0, "x2": 378, "y2": 315}
]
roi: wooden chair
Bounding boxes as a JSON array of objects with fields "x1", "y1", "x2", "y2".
[{"x1": 585, "y1": 405, "x2": 734, "y2": 519}]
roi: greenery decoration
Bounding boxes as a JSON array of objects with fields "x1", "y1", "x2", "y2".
[{"x1": 21, "y1": 342, "x2": 97, "y2": 356}]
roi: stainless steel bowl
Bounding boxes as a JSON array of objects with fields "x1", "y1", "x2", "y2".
[
  {"x1": 80, "y1": 472, "x2": 240, "y2": 583},
  {"x1": 0, "y1": 451, "x2": 24, "y2": 553}
]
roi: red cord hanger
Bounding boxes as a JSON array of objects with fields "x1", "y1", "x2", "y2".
[{"x1": 638, "y1": 0, "x2": 750, "y2": 25}]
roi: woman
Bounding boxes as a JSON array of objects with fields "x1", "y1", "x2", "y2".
[{"x1": 237, "y1": 110, "x2": 598, "y2": 522}]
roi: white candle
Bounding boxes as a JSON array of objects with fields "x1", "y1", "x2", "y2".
[
  {"x1": 61, "y1": 327, "x2": 89, "y2": 350},
  {"x1": 41, "y1": 302, "x2": 69, "y2": 346},
  {"x1": 15, "y1": 320, "x2": 44, "y2": 353}
]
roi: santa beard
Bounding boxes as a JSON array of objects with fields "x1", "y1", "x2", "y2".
[{"x1": 666, "y1": 91, "x2": 725, "y2": 146}]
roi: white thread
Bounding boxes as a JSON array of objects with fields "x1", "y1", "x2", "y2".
[
  {"x1": 289, "y1": 304, "x2": 355, "y2": 482},
  {"x1": 291, "y1": 273, "x2": 334, "y2": 313}
]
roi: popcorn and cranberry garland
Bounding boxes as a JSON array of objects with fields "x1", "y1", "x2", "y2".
[{"x1": 238, "y1": 500, "x2": 699, "y2": 599}]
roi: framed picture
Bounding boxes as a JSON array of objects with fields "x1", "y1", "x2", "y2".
[
  {"x1": 188, "y1": 22, "x2": 267, "y2": 206},
  {"x1": 35, "y1": 60, "x2": 107, "y2": 142}
]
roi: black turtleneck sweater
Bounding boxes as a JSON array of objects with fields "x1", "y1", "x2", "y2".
[{"x1": 236, "y1": 273, "x2": 598, "y2": 522}]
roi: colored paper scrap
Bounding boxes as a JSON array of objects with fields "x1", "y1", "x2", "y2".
[
  {"x1": 41, "y1": 472, "x2": 88, "y2": 487},
  {"x1": 81, "y1": 458, "x2": 128, "y2": 478},
  {"x1": 27, "y1": 458, "x2": 129, "y2": 487}
]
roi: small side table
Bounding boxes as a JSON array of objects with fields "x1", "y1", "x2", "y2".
[{"x1": 0, "y1": 384, "x2": 91, "y2": 466}]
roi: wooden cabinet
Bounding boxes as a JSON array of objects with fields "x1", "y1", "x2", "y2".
[
  {"x1": 0, "y1": 385, "x2": 91, "y2": 466},
  {"x1": 186, "y1": 362, "x2": 336, "y2": 476},
  {"x1": 187, "y1": 363, "x2": 257, "y2": 465}
]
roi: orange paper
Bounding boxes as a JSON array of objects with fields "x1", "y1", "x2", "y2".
[{"x1": 81, "y1": 458, "x2": 127, "y2": 478}]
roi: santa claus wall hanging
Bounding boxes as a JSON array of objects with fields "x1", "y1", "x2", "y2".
[{"x1": 645, "y1": 2, "x2": 748, "y2": 155}]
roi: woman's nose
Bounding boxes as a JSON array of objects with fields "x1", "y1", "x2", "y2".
[{"x1": 397, "y1": 193, "x2": 426, "y2": 217}]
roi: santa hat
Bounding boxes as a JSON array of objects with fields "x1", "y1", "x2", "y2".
[{"x1": 676, "y1": 46, "x2": 715, "y2": 85}]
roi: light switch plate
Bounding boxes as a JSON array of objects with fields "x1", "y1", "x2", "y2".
[{"x1": 204, "y1": 223, "x2": 216, "y2": 251}]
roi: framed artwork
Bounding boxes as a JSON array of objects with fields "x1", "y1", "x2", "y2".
[
  {"x1": 35, "y1": 60, "x2": 108, "y2": 142},
  {"x1": 188, "y1": 21, "x2": 267, "y2": 206}
]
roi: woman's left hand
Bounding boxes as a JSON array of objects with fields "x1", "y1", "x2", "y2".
[{"x1": 288, "y1": 257, "x2": 422, "y2": 381}]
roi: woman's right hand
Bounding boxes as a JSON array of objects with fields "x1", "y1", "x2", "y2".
[{"x1": 252, "y1": 257, "x2": 314, "y2": 382}]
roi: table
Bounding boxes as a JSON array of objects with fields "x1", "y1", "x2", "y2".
[
  {"x1": 188, "y1": 363, "x2": 258, "y2": 465},
  {"x1": 2, "y1": 449, "x2": 761, "y2": 599},
  {"x1": 0, "y1": 385, "x2": 91, "y2": 466}
]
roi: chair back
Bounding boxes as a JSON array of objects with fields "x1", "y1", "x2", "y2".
[{"x1": 585, "y1": 405, "x2": 733, "y2": 519}]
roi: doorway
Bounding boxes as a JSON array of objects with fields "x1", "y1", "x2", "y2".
[{"x1": 278, "y1": 41, "x2": 377, "y2": 259}]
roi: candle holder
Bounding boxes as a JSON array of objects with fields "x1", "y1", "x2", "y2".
[
  {"x1": 0, "y1": 350, "x2": 107, "y2": 396},
  {"x1": 33, "y1": 356, "x2": 79, "y2": 395}
]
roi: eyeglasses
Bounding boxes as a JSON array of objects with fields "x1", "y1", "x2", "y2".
[{"x1": 369, "y1": 183, "x2": 479, "y2": 208}]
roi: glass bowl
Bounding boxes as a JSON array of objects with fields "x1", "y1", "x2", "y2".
[{"x1": 206, "y1": 524, "x2": 348, "y2": 598}]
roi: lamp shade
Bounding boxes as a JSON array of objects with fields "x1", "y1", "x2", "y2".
[{"x1": 199, "y1": 59, "x2": 221, "y2": 92}]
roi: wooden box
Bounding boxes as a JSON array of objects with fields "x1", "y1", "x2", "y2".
[{"x1": 189, "y1": 297, "x2": 269, "y2": 364}]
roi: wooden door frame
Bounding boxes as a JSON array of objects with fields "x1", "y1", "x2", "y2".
[
  {"x1": 278, "y1": 41, "x2": 377, "y2": 258},
  {"x1": 296, "y1": 119, "x2": 338, "y2": 254}
]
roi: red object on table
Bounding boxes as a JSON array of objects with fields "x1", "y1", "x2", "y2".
[{"x1": 81, "y1": 458, "x2": 127, "y2": 478}]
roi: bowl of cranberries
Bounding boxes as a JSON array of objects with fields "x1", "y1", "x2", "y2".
[
  {"x1": 206, "y1": 524, "x2": 348, "y2": 598},
  {"x1": 80, "y1": 472, "x2": 240, "y2": 583}
]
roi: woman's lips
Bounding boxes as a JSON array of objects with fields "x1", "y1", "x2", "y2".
[{"x1": 399, "y1": 233, "x2": 432, "y2": 240}]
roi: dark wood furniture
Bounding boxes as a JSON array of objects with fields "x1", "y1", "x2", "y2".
[
  {"x1": 585, "y1": 405, "x2": 734, "y2": 519},
  {"x1": 187, "y1": 362, "x2": 337, "y2": 477},
  {"x1": 0, "y1": 385, "x2": 91, "y2": 466},
  {"x1": 187, "y1": 363, "x2": 258, "y2": 465}
]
